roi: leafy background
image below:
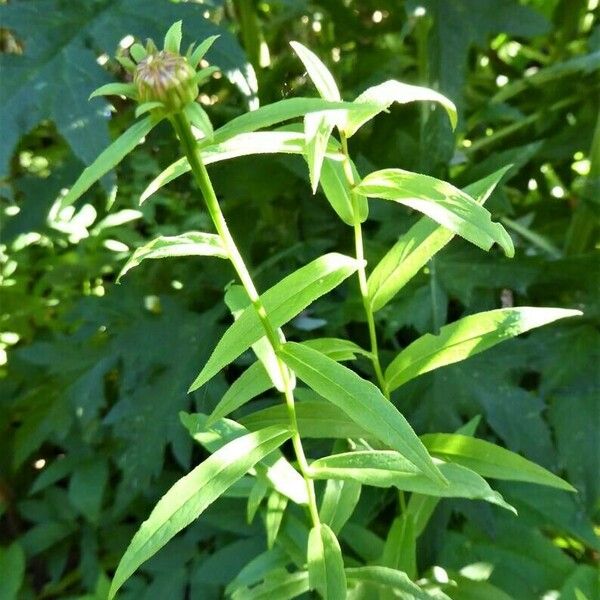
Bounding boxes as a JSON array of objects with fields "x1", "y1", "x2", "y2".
[{"x1": 0, "y1": 0, "x2": 598, "y2": 598}]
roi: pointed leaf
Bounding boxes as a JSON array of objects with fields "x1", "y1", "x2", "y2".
[
  {"x1": 421, "y1": 433, "x2": 576, "y2": 491},
  {"x1": 302, "y1": 338, "x2": 370, "y2": 362},
  {"x1": 309, "y1": 451, "x2": 515, "y2": 512},
  {"x1": 189, "y1": 253, "x2": 360, "y2": 391},
  {"x1": 319, "y1": 478, "x2": 362, "y2": 534},
  {"x1": 305, "y1": 111, "x2": 336, "y2": 193},
  {"x1": 62, "y1": 117, "x2": 155, "y2": 207},
  {"x1": 163, "y1": 20, "x2": 182, "y2": 54},
  {"x1": 108, "y1": 426, "x2": 292, "y2": 599},
  {"x1": 355, "y1": 168, "x2": 515, "y2": 257},
  {"x1": 290, "y1": 41, "x2": 341, "y2": 101},
  {"x1": 185, "y1": 102, "x2": 213, "y2": 141},
  {"x1": 367, "y1": 166, "x2": 512, "y2": 311},
  {"x1": 277, "y1": 342, "x2": 445, "y2": 485},
  {"x1": 385, "y1": 307, "x2": 582, "y2": 391},
  {"x1": 381, "y1": 515, "x2": 416, "y2": 582},
  {"x1": 345, "y1": 567, "x2": 435, "y2": 599},
  {"x1": 134, "y1": 101, "x2": 164, "y2": 118},
  {"x1": 231, "y1": 571, "x2": 309, "y2": 600},
  {"x1": 190, "y1": 35, "x2": 220, "y2": 68},
  {"x1": 265, "y1": 491, "x2": 288, "y2": 549},
  {"x1": 308, "y1": 524, "x2": 347, "y2": 599},
  {"x1": 117, "y1": 232, "x2": 226, "y2": 282},
  {"x1": 343, "y1": 79, "x2": 457, "y2": 137},
  {"x1": 89, "y1": 82, "x2": 138, "y2": 100}
]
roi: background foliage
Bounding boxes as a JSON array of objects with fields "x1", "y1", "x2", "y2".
[{"x1": 1, "y1": 0, "x2": 598, "y2": 598}]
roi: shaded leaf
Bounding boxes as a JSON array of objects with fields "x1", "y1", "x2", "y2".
[{"x1": 308, "y1": 524, "x2": 347, "y2": 599}]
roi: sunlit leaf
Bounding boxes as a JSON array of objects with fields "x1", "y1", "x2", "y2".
[
  {"x1": 345, "y1": 567, "x2": 437, "y2": 599},
  {"x1": 308, "y1": 524, "x2": 347, "y2": 599},
  {"x1": 164, "y1": 20, "x2": 182, "y2": 54},
  {"x1": 319, "y1": 478, "x2": 361, "y2": 534}
]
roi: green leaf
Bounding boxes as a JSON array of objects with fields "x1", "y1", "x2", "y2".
[
  {"x1": 246, "y1": 477, "x2": 268, "y2": 524},
  {"x1": 319, "y1": 478, "x2": 362, "y2": 535},
  {"x1": 129, "y1": 42, "x2": 146, "y2": 62},
  {"x1": 290, "y1": 41, "x2": 341, "y2": 101},
  {"x1": 265, "y1": 491, "x2": 288, "y2": 549},
  {"x1": 367, "y1": 166, "x2": 512, "y2": 312},
  {"x1": 68, "y1": 458, "x2": 109, "y2": 523},
  {"x1": 62, "y1": 117, "x2": 156, "y2": 208},
  {"x1": 355, "y1": 169, "x2": 515, "y2": 257},
  {"x1": 343, "y1": 79, "x2": 458, "y2": 137},
  {"x1": 189, "y1": 253, "x2": 360, "y2": 391},
  {"x1": 108, "y1": 426, "x2": 292, "y2": 599},
  {"x1": 385, "y1": 307, "x2": 582, "y2": 391},
  {"x1": 231, "y1": 571, "x2": 309, "y2": 600},
  {"x1": 180, "y1": 412, "x2": 308, "y2": 505},
  {"x1": 0, "y1": 542, "x2": 25, "y2": 600},
  {"x1": 307, "y1": 524, "x2": 347, "y2": 599},
  {"x1": 277, "y1": 342, "x2": 445, "y2": 485},
  {"x1": 381, "y1": 514, "x2": 417, "y2": 582},
  {"x1": 240, "y1": 399, "x2": 372, "y2": 439},
  {"x1": 319, "y1": 157, "x2": 367, "y2": 225},
  {"x1": 302, "y1": 338, "x2": 370, "y2": 362},
  {"x1": 117, "y1": 231, "x2": 226, "y2": 282},
  {"x1": 308, "y1": 451, "x2": 515, "y2": 512},
  {"x1": 207, "y1": 361, "x2": 271, "y2": 425},
  {"x1": 421, "y1": 433, "x2": 576, "y2": 492},
  {"x1": 89, "y1": 82, "x2": 138, "y2": 100},
  {"x1": 345, "y1": 567, "x2": 434, "y2": 599},
  {"x1": 305, "y1": 111, "x2": 336, "y2": 193},
  {"x1": 134, "y1": 101, "x2": 164, "y2": 118},
  {"x1": 164, "y1": 20, "x2": 182, "y2": 53},
  {"x1": 185, "y1": 102, "x2": 213, "y2": 141},
  {"x1": 190, "y1": 35, "x2": 220, "y2": 68}
]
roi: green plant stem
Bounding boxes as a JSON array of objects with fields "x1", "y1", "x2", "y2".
[
  {"x1": 339, "y1": 134, "x2": 390, "y2": 400},
  {"x1": 171, "y1": 112, "x2": 320, "y2": 526}
]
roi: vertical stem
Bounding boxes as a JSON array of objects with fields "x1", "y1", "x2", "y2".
[
  {"x1": 339, "y1": 135, "x2": 390, "y2": 400},
  {"x1": 171, "y1": 112, "x2": 320, "y2": 526}
]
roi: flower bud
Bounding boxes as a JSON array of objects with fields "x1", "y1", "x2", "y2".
[{"x1": 134, "y1": 50, "x2": 198, "y2": 113}]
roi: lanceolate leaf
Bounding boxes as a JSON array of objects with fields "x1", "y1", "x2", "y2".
[
  {"x1": 421, "y1": 433, "x2": 576, "y2": 491},
  {"x1": 62, "y1": 117, "x2": 156, "y2": 207},
  {"x1": 308, "y1": 451, "x2": 515, "y2": 512},
  {"x1": 381, "y1": 514, "x2": 417, "y2": 582},
  {"x1": 345, "y1": 567, "x2": 435, "y2": 600},
  {"x1": 304, "y1": 111, "x2": 336, "y2": 193},
  {"x1": 277, "y1": 342, "x2": 445, "y2": 485},
  {"x1": 117, "y1": 232, "x2": 226, "y2": 281},
  {"x1": 231, "y1": 571, "x2": 309, "y2": 600},
  {"x1": 319, "y1": 157, "x2": 367, "y2": 225},
  {"x1": 385, "y1": 307, "x2": 582, "y2": 391},
  {"x1": 307, "y1": 524, "x2": 347, "y2": 599},
  {"x1": 355, "y1": 168, "x2": 515, "y2": 257},
  {"x1": 108, "y1": 426, "x2": 292, "y2": 599},
  {"x1": 343, "y1": 79, "x2": 458, "y2": 137},
  {"x1": 367, "y1": 166, "x2": 512, "y2": 312},
  {"x1": 89, "y1": 82, "x2": 138, "y2": 100},
  {"x1": 289, "y1": 41, "x2": 341, "y2": 101},
  {"x1": 319, "y1": 478, "x2": 362, "y2": 534},
  {"x1": 189, "y1": 253, "x2": 360, "y2": 391}
]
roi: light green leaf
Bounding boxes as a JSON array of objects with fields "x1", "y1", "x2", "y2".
[
  {"x1": 117, "y1": 232, "x2": 226, "y2": 282},
  {"x1": 290, "y1": 41, "x2": 341, "y2": 101},
  {"x1": 265, "y1": 491, "x2": 288, "y2": 549},
  {"x1": 421, "y1": 433, "x2": 576, "y2": 491},
  {"x1": 62, "y1": 117, "x2": 155, "y2": 207},
  {"x1": 343, "y1": 79, "x2": 457, "y2": 137},
  {"x1": 185, "y1": 102, "x2": 213, "y2": 141},
  {"x1": 308, "y1": 524, "x2": 347, "y2": 599},
  {"x1": 180, "y1": 412, "x2": 308, "y2": 505},
  {"x1": 0, "y1": 542, "x2": 25, "y2": 600},
  {"x1": 367, "y1": 166, "x2": 512, "y2": 311},
  {"x1": 129, "y1": 43, "x2": 146, "y2": 63},
  {"x1": 302, "y1": 338, "x2": 370, "y2": 362},
  {"x1": 381, "y1": 514, "x2": 416, "y2": 582},
  {"x1": 308, "y1": 451, "x2": 515, "y2": 512},
  {"x1": 189, "y1": 253, "x2": 360, "y2": 391},
  {"x1": 207, "y1": 362, "x2": 271, "y2": 426},
  {"x1": 319, "y1": 157, "x2": 367, "y2": 225},
  {"x1": 355, "y1": 168, "x2": 514, "y2": 257},
  {"x1": 277, "y1": 342, "x2": 445, "y2": 485},
  {"x1": 89, "y1": 82, "x2": 138, "y2": 100},
  {"x1": 108, "y1": 426, "x2": 292, "y2": 599},
  {"x1": 164, "y1": 20, "x2": 182, "y2": 54},
  {"x1": 319, "y1": 478, "x2": 362, "y2": 535},
  {"x1": 246, "y1": 477, "x2": 268, "y2": 524},
  {"x1": 345, "y1": 567, "x2": 436, "y2": 599},
  {"x1": 190, "y1": 35, "x2": 220, "y2": 68},
  {"x1": 231, "y1": 571, "x2": 309, "y2": 600},
  {"x1": 385, "y1": 307, "x2": 582, "y2": 391},
  {"x1": 305, "y1": 111, "x2": 336, "y2": 193},
  {"x1": 240, "y1": 399, "x2": 372, "y2": 439},
  {"x1": 209, "y1": 98, "x2": 377, "y2": 147},
  {"x1": 134, "y1": 101, "x2": 164, "y2": 118}
]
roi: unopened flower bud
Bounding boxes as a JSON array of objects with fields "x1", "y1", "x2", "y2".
[{"x1": 134, "y1": 50, "x2": 198, "y2": 112}]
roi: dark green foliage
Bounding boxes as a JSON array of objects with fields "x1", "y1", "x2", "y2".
[{"x1": 1, "y1": 1, "x2": 598, "y2": 598}]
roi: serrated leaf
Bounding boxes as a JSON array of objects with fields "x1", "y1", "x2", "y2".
[
  {"x1": 61, "y1": 117, "x2": 155, "y2": 208},
  {"x1": 309, "y1": 451, "x2": 515, "y2": 512},
  {"x1": 164, "y1": 20, "x2": 182, "y2": 53},
  {"x1": 277, "y1": 342, "x2": 445, "y2": 485},
  {"x1": 308, "y1": 524, "x2": 347, "y2": 599},
  {"x1": 367, "y1": 166, "x2": 512, "y2": 312},
  {"x1": 421, "y1": 433, "x2": 576, "y2": 491},
  {"x1": 108, "y1": 426, "x2": 292, "y2": 599},
  {"x1": 117, "y1": 231, "x2": 226, "y2": 282},
  {"x1": 385, "y1": 307, "x2": 582, "y2": 391},
  {"x1": 189, "y1": 253, "x2": 360, "y2": 391},
  {"x1": 355, "y1": 168, "x2": 514, "y2": 257},
  {"x1": 343, "y1": 79, "x2": 457, "y2": 137}
]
